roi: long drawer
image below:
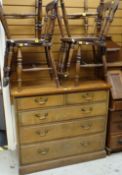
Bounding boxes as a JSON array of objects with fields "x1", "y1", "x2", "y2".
[
  {"x1": 109, "y1": 135, "x2": 122, "y2": 150},
  {"x1": 20, "y1": 133, "x2": 105, "y2": 165},
  {"x1": 16, "y1": 94, "x2": 64, "y2": 110},
  {"x1": 19, "y1": 116, "x2": 105, "y2": 144},
  {"x1": 66, "y1": 91, "x2": 108, "y2": 104},
  {"x1": 18, "y1": 102, "x2": 107, "y2": 126}
]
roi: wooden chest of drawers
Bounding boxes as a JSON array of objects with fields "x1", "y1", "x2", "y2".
[
  {"x1": 107, "y1": 107, "x2": 122, "y2": 153},
  {"x1": 12, "y1": 82, "x2": 109, "y2": 175}
]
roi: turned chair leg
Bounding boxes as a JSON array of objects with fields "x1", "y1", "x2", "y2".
[
  {"x1": 46, "y1": 46, "x2": 60, "y2": 87},
  {"x1": 75, "y1": 43, "x2": 82, "y2": 86},
  {"x1": 17, "y1": 46, "x2": 23, "y2": 89},
  {"x1": 58, "y1": 42, "x2": 69, "y2": 76},
  {"x1": 99, "y1": 44, "x2": 108, "y2": 80},
  {"x1": 45, "y1": 46, "x2": 53, "y2": 79},
  {"x1": 3, "y1": 42, "x2": 14, "y2": 86},
  {"x1": 65, "y1": 42, "x2": 75, "y2": 76}
]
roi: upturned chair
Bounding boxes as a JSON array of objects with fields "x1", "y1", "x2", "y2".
[
  {"x1": 2, "y1": 0, "x2": 60, "y2": 88},
  {"x1": 57, "y1": 0, "x2": 120, "y2": 84}
]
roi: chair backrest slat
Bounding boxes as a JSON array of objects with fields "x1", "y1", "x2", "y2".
[
  {"x1": 42, "y1": 0, "x2": 58, "y2": 42},
  {"x1": 35, "y1": 0, "x2": 42, "y2": 39},
  {"x1": 97, "y1": 0, "x2": 120, "y2": 37}
]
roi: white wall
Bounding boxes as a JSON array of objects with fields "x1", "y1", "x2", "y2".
[{"x1": 0, "y1": 0, "x2": 16, "y2": 150}]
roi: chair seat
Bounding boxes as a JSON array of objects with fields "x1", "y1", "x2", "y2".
[
  {"x1": 11, "y1": 39, "x2": 51, "y2": 47},
  {"x1": 61, "y1": 36, "x2": 100, "y2": 44}
]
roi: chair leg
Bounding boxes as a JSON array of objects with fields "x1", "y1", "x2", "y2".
[
  {"x1": 102, "y1": 52, "x2": 108, "y2": 80},
  {"x1": 17, "y1": 46, "x2": 23, "y2": 90},
  {"x1": 3, "y1": 42, "x2": 14, "y2": 86},
  {"x1": 45, "y1": 46, "x2": 53, "y2": 79},
  {"x1": 46, "y1": 46, "x2": 60, "y2": 87},
  {"x1": 65, "y1": 42, "x2": 75, "y2": 76},
  {"x1": 58, "y1": 42, "x2": 69, "y2": 76},
  {"x1": 75, "y1": 43, "x2": 82, "y2": 86}
]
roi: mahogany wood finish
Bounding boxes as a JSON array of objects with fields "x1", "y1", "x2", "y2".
[
  {"x1": 12, "y1": 80, "x2": 110, "y2": 175},
  {"x1": 58, "y1": 0, "x2": 120, "y2": 84},
  {"x1": 107, "y1": 70, "x2": 122, "y2": 153}
]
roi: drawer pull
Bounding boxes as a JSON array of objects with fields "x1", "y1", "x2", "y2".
[
  {"x1": 118, "y1": 139, "x2": 122, "y2": 145},
  {"x1": 82, "y1": 93, "x2": 93, "y2": 101},
  {"x1": 80, "y1": 123, "x2": 92, "y2": 130},
  {"x1": 36, "y1": 130, "x2": 48, "y2": 137},
  {"x1": 34, "y1": 97, "x2": 48, "y2": 105},
  {"x1": 81, "y1": 107, "x2": 93, "y2": 114},
  {"x1": 37, "y1": 148, "x2": 49, "y2": 155},
  {"x1": 35, "y1": 113, "x2": 48, "y2": 120},
  {"x1": 80, "y1": 141, "x2": 90, "y2": 147}
]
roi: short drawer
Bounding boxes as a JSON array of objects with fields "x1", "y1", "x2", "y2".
[
  {"x1": 110, "y1": 122, "x2": 122, "y2": 134},
  {"x1": 110, "y1": 111, "x2": 122, "y2": 122},
  {"x1": 16, "y1": 94, "x2": 64, "y2": 110},
  {"x1": 109, "y1": 135, "x2": 122, "y2": 150},
  {"x1": 19, "y1": 117, "x2": 106, "y2": 144},
  {"x1": 18, "y1": 102, "x2": 107, "y2": 126},
  {"x1": 66, "y1": 91, "x2": 108, "y2": 104},
  {"x1": 20, "y1": 133, "x2": 105, "y2": 165}
]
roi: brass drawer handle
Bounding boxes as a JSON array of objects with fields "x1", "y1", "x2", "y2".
[
  {"x1": 34, "y1": 97, "x2": 48, "y2": 105},
  {"x1": 81, "y1": 107, "x2": 93, "y2": 114},
  {"x1": 80, "y1": 141, "x2": 90, "y2": 147},
  {"x1": 82, "y1": 93, "x2": 93, "y2": 101},
  {"x1": 37, "y1": 148, "x2": 49, "y2": 155},
  {"x1": 35, "y1": 113, "x2": 48, "y2": 120},
  {"x1": 80, "y1": 123, "x2": 92, "y2": 130},
  {"x1": 118, "y1": 139, "x2": 122, "y2": 145},
  {"x1": 36, "y1": 129, "x2": 49, "y2": 137}
]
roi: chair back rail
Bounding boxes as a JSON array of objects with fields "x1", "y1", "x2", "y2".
[
  {"x1": 97, "y1": 0, "x2": 120, "y2": 37},
  {"x1": 35, "y1": 0, "x2": 43, "y2": 39}
]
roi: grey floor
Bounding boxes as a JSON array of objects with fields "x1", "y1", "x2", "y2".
[{"x1": 0, "y1": 150, "x2": 122, "y2": 175}]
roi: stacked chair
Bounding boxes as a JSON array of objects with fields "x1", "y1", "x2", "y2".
[
  {"x1": 57, "y1": 0, "x2": 120, "y2": 85},
  {"x1": 2, "y1": 0, "x2": 60, "y2": 89},
  {"x1": 0, "y1": 0, "x2": 120, "y2": 89}
]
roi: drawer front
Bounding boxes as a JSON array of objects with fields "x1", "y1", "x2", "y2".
[
  {"x1": 109, "y1": 135, "x2": 122, "y2": 150},
  {"x1": 16, "y1": 95, "x2": 64, "y2": 110},
  {"x1": 110, "y1": 111, "x2": 122, "y2": 122},
  {"x1": 110, "y1": 122, "x2": 122, "y2": 134},
  {"x1": 18, "y1": 102, "x2": 107, "y2": 126},
  {"x1": 111, "y1": 101, "x2": 122, "y2": 111},
  {"x1": 66, "y1": 91, "x2": 108, "y2": 104},
  {"x1": 19, "y1": 117, "x2": 105, "y2": 144},
  {"x1": 20, "y1": 133, "x2": 105, "y2": 165}
]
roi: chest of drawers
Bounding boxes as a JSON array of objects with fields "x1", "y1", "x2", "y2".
[
  {"x1": 107, "y1": 103, "x2": 122, "y2": 153},
  {"x1": 12, "y1": 82, "x2": 109, "y2": 175},
  {"x1": 106, "y1": 70, "x2": 122, "y2": 153}
]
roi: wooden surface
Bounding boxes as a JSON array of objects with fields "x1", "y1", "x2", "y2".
[
  {"x1": 13, "y1": 82, "x2": 109, "y2": 174},
  {"x1": 107, "y1": 71, "x2": 122, "y2": 100},
  {"x1": 19, "y1": 150, "x2": 106, "y2": 175},
  {"x1": 18, "y1": 103, "x2": 106, "y2": 126},
  {"x1": 20, "y1": 133, "x2": 105, "y2": 165},
  {"x1": 107, "y1": 98, "x2": 122, "y2": 153},
  {"x1": 11, "y1": 79, "x2": 110, "y2": 97}
]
